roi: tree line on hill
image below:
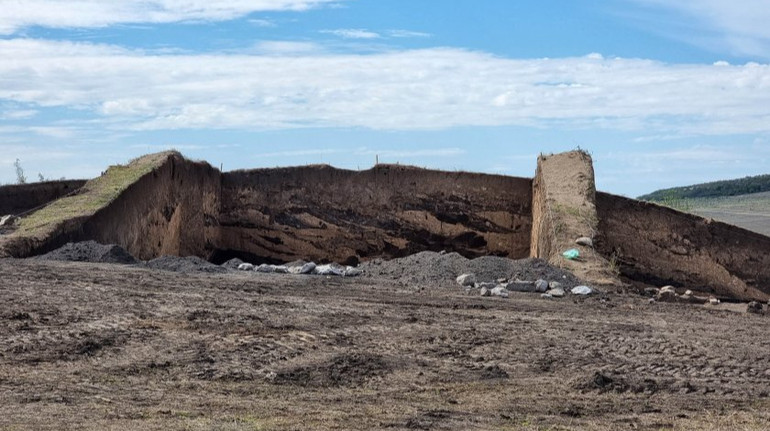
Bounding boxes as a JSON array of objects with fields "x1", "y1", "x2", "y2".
[{"x1": 638, "y1": 174, "x2": 770, "y2": 201}]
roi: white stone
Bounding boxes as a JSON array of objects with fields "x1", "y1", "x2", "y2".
[
  {"x1": 456, "y1": 273, "x2": 476, "y2": 287},
  {"x1": 490, "y1": 286, "x2": 509, "y2": 298},
  {"x1": 344, "y1": 266, "x2": 362, "y2": 277},
  {"x1": 571, "y1": 285, "x2": 593, "y2": 295},
  {"x1": 314, "y1": 264, "x2": 345, "y2": 276},
  {"x1": 289, "y1": 262, "x2": 316, "y2": 274},
  {"x1": 237, "y1": 263, "x2": 254, "y2": 271},
  {"x1": 548, "y1": 288, "x2": 565, "y2": 298}
]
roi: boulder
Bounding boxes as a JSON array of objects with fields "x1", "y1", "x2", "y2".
[
  {"x1": 548, "y1": 281, "x2": 563, "y2": 290},
  {"x1": 490, "y1": 286, "x2": 509, "y2": 298},
  {"x1": 480, "y1": 287, "x2": 491, "y2": 297},
  {"x1": 548, "y1": 288, "x2": 565, "y2": 298},
  {"x1": 456, "y1": 273, "x2": 476, "y2": 287},
  {"x1": 475, "y1": 282, "x2": 498, "y2": 290},
  {"x1": 0, "y1": 215, "x2": 17, "y2": 227},
  {"x1": 289, "y1": 262, "x2": 317, "y2": 275},
  {"x1": 344, "y1": 266, "x2": 363, "y2": 277},
  {"x1": 237, "y1": 263, "x2": 254, "y2": 271},
  {"x1": 747, "y1": 301, "x2": 765, "y2": 315},
  {"x1": 535, "y1": 279, "x2": 549, "y2": 293},
  {"x1": 314, "y1": 263, "x2": 345, "y2": 276},
  {"x1": 507, "y1": 280, "x2": 537, "y2": 293},
  {"x1": 571, "y1": 285, "x2": 593, "y2": 295}
]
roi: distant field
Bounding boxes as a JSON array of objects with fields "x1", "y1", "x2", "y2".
[{"x1": 683, "y1": 191, "x2": 770, "y2": 237}]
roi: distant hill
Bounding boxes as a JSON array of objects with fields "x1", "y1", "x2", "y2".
[{"x1": 638, "y1": 174, "x2": 770, "y2": 201}]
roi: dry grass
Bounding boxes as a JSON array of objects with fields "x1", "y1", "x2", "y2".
[{"x1": 13, "y1": 152, "x2": 174, "y2": 237}]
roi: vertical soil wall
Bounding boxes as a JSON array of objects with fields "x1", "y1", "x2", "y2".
[
  {"x1": 82, "y1": 155, "x2": 221, "y2": 260},
  {"x1": 0, "y1": 180, "x2": 86, "y2": 215},
  {"x1": 531, "y1": 151, "x2": 620, "y2": 286},
  {"x1": 216, "y1": 165, "x2": 532, "y2": 264},
  {"x1": 595, "y1": 192, "x2": 770, "y2": 301}
]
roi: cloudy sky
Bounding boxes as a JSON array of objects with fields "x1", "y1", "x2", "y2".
[{"x1": 1, "y1": 0, "x2": 769, "y2": 196}]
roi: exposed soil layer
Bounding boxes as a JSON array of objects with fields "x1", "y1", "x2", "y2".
[
  {"x1": 0, "y1": 180, "x2": 86, "y2": 216},
  {"x1": 596, "y1": 192, "x2": 770, "y2": 302},
  {"x1": 218, "y1": 165, "x2": 533, "y2": 264},
  {"x1": 1, "y1": 258, "x2": 770, "y2": 430},
  {"x1": 360, "y1": 250, "x2": 583, "y2": 288}
]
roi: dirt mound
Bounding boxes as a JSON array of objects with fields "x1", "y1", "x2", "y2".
[
  {"x1": 145, "y1": 255, "x2": 227, "y2": 273},
  {"x1": 274, "y1": 352, "x2": 390, "y2": 387},
  {"x1": 35, "y1": 240, "x2": 137, "y2": 264},
  {"x1": 360, "y1": 251, "x2": 582, "y2": 287}
]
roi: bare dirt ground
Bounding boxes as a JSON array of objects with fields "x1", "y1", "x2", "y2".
[{"x1": 2, "y1": 258, "x2": 770, "y2": 430}]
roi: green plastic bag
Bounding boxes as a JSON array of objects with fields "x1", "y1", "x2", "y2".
[{"x1": 562, "y1": 249, "x2": 580, "y2": 260}]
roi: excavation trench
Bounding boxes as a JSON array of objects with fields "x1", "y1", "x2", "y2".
[{"x1": 2, "y1": 151, "x2": 769, "y2": 301}]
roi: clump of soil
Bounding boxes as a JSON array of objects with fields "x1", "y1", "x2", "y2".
[
  {"x1": 576, "y1": 371, "x2": 670, "y2": 395},
  {"x1": 273, "y1": 352, "x2": 390, "y2": 387},
  {"x1": 360, "y1": 251, "x2": 582, "y2": 287},
  {"x1": 35, "y1": 240, "x2": 137, "y2": 264},
  {"x1": 146, "y1": 255, "x2": 227, "y2": 273}
]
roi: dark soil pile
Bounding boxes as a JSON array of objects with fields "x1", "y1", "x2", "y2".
[
  {"x1": 146, "y1": 255, "x2": 227, "y2": 273},
  {"x1": 35, "y1": 241, "x2": 137, "y2": 264},
  {"x1": 360, "y1": 251, "x2": 582, "y2": 287},
  {"x1": 274, "y1": 352, "x2": 390, "y2": 387}
]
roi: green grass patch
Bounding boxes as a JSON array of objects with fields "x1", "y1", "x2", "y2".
[{"x1": 14, "y1": 151, "x2": 174, "y2": 237}]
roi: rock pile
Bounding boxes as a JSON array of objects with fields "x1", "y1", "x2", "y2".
[{"x1": 36, "y1": 241, "x2": 138, "y2": 265}]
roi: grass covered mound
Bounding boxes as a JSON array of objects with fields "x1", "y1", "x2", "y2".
[{"x1": 13, "y1": 151, "x2": 175, "y2": 238}]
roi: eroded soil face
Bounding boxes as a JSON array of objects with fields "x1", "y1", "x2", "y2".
[{"x1": 1, "y1": 259, "x2": 770, "y2": 430}]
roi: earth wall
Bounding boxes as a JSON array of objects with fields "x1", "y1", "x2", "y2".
[
  {"x1": 0, "y1": 180, "x2": 86, "y2": 215},
  {"x1": 215, "y1": 165, "x2": 533, "y2": 264}
]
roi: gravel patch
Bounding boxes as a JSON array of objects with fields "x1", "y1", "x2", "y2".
[
  {"x1": 35, "y1": 241, "x2": 138, "y2": 264},
  {"x1": 360, "y1": 251, "x2": 582, "y2": 288}
]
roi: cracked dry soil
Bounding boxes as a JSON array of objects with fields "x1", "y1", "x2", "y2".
[{"x1": 1, "y1": 258, "x2": 770, "y2": 430}]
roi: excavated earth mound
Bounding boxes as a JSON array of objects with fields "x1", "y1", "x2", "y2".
[
  {"x1": 360, "y1": 250, "x2": 582, "y2": 288},
  {"x1": 35, "y1": 240, "x2": 137, "y2": 265}
]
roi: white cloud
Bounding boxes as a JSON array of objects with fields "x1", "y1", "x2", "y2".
[
  {"x1": 0, "y1": 0, "x2": 342, "y2": 34},
  {"x1": 629, "y1": 0, "x2": 770, "y2": 58},
  {"x1": 1, "y1": 39, "x2": 770, "y2": 135},
  {"x1": 252, "y1": 40, "x2": 323, "y2": 55},
  {"x1": 248, "y1": 18, "x2": 277, "y2": 28},
  {"x1": 321, "y1": 29, "x2": 381, "y2": 39},
  {"x1": 388, "y1": 29, "x2": 431, "y2": 38}
]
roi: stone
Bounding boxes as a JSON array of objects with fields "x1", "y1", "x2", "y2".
[
  {"x1": 535, "y1": 279, "x2": 549, "y2": 293},
  {"x1": 456, "y1": 273, "x2": 476, "y2": 287},
  {"x1": 314, "y1": 264, "x2": 345, "y2": 276},
  {"x1": 548, "y1": 288, "x2": 565, "y2": 298},
  {"x1": 657, "y1": 290, "x2": 679, "y2": 303},
  {"x1": 255, "y1": 264, "x2": 274, "y2": 273},
  {"x1": 344, "y1": 266, "x2": 362, "y2": 277},
  {"x1": 490, "y1": 286, "x2": 509, "y2": 298},
  {"x1": 684, "y1": 290, "x2": 693, "y2": 296},
  {"x1": 237, "y1": 263, "x2": 254, "y2": 271},
  {"x1": 480, "y1": 287, "x2": 491, "y2": 297},
  {"x1": 660, "y1": 285, "x2": 676, "y2": 294},
  {"x1": 747, "y1": 301, "x2": 764, "y2": 315},
  {"x1": 709, "y1": 297, "x2": 720, "y2": 305},
  {"x1": 575, "y1": 237, "x2": 593, "y2": 247},
  {"x1": 571, "y1": 285, "x2": 593, "y2": 295},
  {"x1": 272, "y1": 265, "x2": 289, "y2": 274},
  {"x1": 0, "y1": 215, "x2": 17, "y2": 227},
  {"x1": 507, "y1": 280, "x2": 537, "y2": 292},
  {"x1": 548, "y1": 281, "x2": 562, "y2": 290},
  {"x1": 289, "y1": 262, "x2": 317, "y2": 274},
  {"x1": 541, "y1": 293, "x2": 553, "y2": 299}
]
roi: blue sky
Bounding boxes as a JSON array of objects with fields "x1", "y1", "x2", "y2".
[{"x1": 1, "y1": 0, "x2": 769, "y2": 196}]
